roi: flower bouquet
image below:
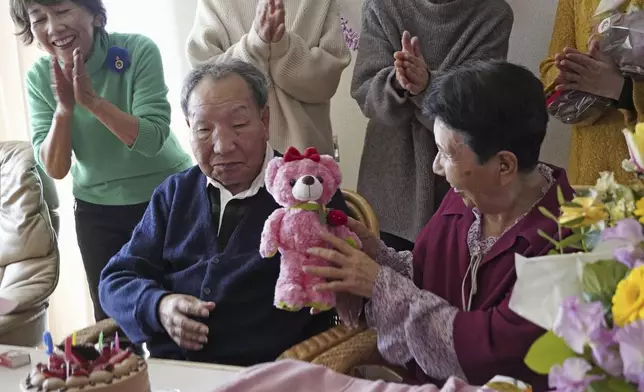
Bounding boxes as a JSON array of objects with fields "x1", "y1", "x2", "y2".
[
  {"x1": 508, "y1": 125, "x2": 644, "y2": 391},
  {"x1": 595, "y1": 3, "x2": 644, "y2": 80}
]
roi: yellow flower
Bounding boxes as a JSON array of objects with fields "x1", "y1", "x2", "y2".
[
  {"x1": 623, "y1": 125, "x2": 644, "y2": 172},
  {"x1": 612, "y1": 265, "x2": 644, "y2": 327},
  {"x1": 559, "y1": 196, "x2": 608, "y2": 228},
  {"x1": 635, "y1": 198, "x2": 644, "y2": 225}
]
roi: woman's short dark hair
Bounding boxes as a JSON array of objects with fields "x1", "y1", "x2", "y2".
[
  {"x1": 10, "y1": 0, "x2": 107, "y2": 45},
  {"x1": 424, "y1": 60, "x2": 548, "y2": 172}
]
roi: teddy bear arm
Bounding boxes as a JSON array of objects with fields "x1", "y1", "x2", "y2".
[
  {"x1": 332, "y1": 225, "x2": 363, "y2": 250},
  {"x1": 260, "y1": 209, "x2": 287, "y2": 258}
]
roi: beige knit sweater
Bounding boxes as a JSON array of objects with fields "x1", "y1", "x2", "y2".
[{"x1": 186, "y1": 0, "x2": 351, "y2": 155}]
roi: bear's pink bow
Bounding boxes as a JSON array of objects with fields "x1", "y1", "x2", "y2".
[{"x1": 284, "y1": 147, "x2": 321, "y2": 163}]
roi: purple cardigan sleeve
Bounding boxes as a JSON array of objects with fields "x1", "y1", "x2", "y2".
[
  {"x1": 336, "y1": 241, "x2": 465, "y2": 379},
  {"x1": 365, "y1": 266, "x2": 465, "y2": 381},
  {"x1": 335, "y1": 241, "x2": 414, "y2": 327}
]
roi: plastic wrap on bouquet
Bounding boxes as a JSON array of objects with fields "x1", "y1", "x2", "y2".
[
  {"x1": 546, "y1": 90, "x2": 613, "y2": 125},
  {"x1": 508, "y1": 241, "x2": 619, "y2": 330},
  {"x1": 596, "y1": 10, "x2": 644, "y2": 79}
]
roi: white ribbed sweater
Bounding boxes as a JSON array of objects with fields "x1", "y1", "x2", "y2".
[{"x1": 186, "y1": 0, "x2": 351, "y2": 155}]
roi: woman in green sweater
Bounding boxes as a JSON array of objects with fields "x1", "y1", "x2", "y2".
[{"x1": 10, "y1": 0, "x2": 192, "y2": 321}]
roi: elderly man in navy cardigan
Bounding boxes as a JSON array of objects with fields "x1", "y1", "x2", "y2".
[{"x1": 98, "y1": 58, "x2": 348, "y2": 366}]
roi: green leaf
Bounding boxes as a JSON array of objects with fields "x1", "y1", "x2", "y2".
[
  {"x1": 539, "y1": 206, "x2": 559, "y2": 221},
  {"x1": 538, "y1": 230, "x2": 560, "y2": 248},
  {"x1": 562, "y1": 201, "x2": 583, "y2": 208},
  {"x1": 557, "y1": 185, "x2": 566, "y2": 205},
  {"x1": 557, "y1": 232, "x2": 586, "y2": 249},
  {"x1": 582, "y1": 260, "x2": 629, "y2": 304},
  {"x1": 524, "y1": 331, "x2": 577, "y2": 375},
  {"x1": 485, "y1": 382, "x2": 524, "y2": 392},
  {"x1": 560, "y1": 216, "x2": 586, "y2": 228},
  {"x1": 588, "y1": 377, "x2": 638, "y2": 392}
]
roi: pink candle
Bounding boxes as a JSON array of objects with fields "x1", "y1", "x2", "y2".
[
  {"x1": 115, "y1": 331, "x2": 120, "y2": 352},
  {"x1": 64, "y1": 336, "x2": 72, "y2": 361},
  {"x1": 64, "y1": 336, "x2": 71, "y2": 378}
]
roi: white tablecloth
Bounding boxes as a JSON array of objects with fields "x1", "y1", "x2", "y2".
[{"x1": 0, "y1": 344, "x2": 241, "y2": 392}]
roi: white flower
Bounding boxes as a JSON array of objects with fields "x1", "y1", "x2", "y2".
[
  {"x1": 623, "y1": 159, "x2": 638, "y2": 173},
  {"x1": 595, "y1": 171, "x2": 619, "y2": 195}
]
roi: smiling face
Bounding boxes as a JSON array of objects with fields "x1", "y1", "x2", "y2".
[
  {"x1": 186, "y1": 74, "x2": 269, "y2": 195},
  {"x1": 27, "y1": 0, "x2": 99, "y2": 62},
  {"x1": 432, "y1": 117, "x2": 506, "y2": 211}
]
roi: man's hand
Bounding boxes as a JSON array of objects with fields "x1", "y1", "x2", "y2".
[
  {"x1": 158, "y1": 294, "x2": 216, "y2": 351},
  {"x1": 393, "y1": 31, "x2": 430, "y2": 95}
]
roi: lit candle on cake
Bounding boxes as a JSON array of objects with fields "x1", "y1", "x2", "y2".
[{"x1": 114, "y1": 331, "x2": 120, "y2": 352}]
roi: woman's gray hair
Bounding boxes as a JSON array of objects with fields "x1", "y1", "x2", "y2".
[{"x1": 181, "y1": 58, "x2": 270, "y2": 117}]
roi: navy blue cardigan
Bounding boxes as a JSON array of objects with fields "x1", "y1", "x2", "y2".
[{"x1": 98, "y1": 165, "x2": 348, "y2": 366}]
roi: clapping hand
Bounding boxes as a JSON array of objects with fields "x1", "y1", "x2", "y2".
[
  {"x1": 51, "y1": 58, "x2": 75, "y2": 114},
  {"x1": 158, "y1": 294, "x2": 216, "y2": 351},
  {"x1": 72, "y1": 48, "x2": 100, "y2": 111},
  {"x1": 393, "y1": 31, "x2": 430, "y2": 95},
  {"x1": 554, "y1": 40, "x2": 624, "y2": 100},
  {"x1": 254, "y1": 0, "x2": 286, "y2": 43}
]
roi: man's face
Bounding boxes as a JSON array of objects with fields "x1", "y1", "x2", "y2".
[{"x1": 186, "y1": 74, "x2": 269, "y2": 195}]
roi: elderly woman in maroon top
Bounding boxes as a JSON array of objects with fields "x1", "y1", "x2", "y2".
[{"x1": 305, "y1": 60, "x2": 574, "y2": 390}]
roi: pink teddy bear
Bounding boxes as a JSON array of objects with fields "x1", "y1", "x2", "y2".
[{"x1": 260, "y1": 147, "x2": 362, "y2": 312}]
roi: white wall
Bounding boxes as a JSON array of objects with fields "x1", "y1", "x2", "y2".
[{"x1": 506, "y1": 0, "x2": 571, "y2": 169}]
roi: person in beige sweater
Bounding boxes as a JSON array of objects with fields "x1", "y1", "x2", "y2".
[{"x1": 186, "y1": 0, "x2": 351, "y2": 155}]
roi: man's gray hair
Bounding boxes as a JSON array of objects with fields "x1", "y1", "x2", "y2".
[{"x1": 181, "y1": 58, "x2": 270, "y2": 117}]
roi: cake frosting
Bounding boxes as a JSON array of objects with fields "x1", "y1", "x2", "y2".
[{"x1": 21, "y1": 345, "x2": 150, "y2": 392}]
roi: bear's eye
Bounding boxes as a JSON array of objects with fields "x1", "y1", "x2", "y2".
[
  {"x1": 316, "y1": 176, "x2": 324, "y2": 184},
  {"x1": 289, "y1": 179, "x2": 296, "y2": 187}
]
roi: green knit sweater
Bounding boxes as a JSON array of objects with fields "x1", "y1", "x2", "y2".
[{"x1": 26, "y1": 31, "x2": 192, "y2": 205}]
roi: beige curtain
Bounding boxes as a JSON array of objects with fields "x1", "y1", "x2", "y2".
[{"x1": 0, "y1": 4, "x2": 94, "y2": 343}]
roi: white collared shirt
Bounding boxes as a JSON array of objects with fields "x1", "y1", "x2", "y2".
[{"x1": 207, "y1": 143, "x2": 274, "y2": 232}]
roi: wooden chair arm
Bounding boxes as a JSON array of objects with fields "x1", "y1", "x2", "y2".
[
  {"x1": 310, "y1": 329, "x2": 408, "y2": 379},
  {"x1": 278, "y1": 324, "x2": 367, "y2": 362}
]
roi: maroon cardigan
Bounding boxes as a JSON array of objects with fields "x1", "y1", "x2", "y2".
[{"x1": 410, "y1": 166, "x2": 573, "y2": 390}]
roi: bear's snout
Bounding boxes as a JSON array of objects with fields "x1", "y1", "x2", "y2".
[{"x1": 292, "y1": 174, "x2": 324, "y2": 202}]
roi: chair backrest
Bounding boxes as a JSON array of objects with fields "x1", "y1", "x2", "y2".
[
  {"x1": 0, "y1": 141, "x2": 59, "y2": 312},
  {"x1": 341, "y1": 189, "x2": 379, "y2": 239}
]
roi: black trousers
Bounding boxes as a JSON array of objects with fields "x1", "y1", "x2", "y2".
[{"x1": 74, "y1": 199, "x2": 148, "y2": 322}]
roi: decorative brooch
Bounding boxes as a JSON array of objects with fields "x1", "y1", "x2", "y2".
[{"x1": 105, "y1": 46, "x2": 130, "y2": 73}]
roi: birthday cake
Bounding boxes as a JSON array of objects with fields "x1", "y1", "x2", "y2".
[{"x1": 20, "y1": 344, "x2": 150, "y2": 392}]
